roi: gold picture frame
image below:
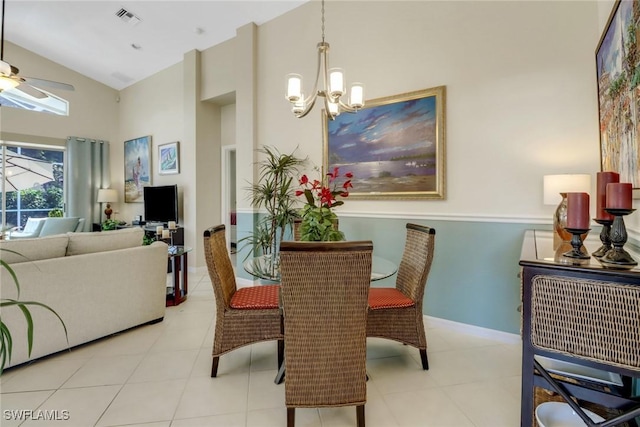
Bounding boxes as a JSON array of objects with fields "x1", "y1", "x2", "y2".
[
  {"x1": 596, "y1": 0, "x2": 639, "y2": 187},
  {"x1": 124, "y1": 135, "x2": 151, "y2": 203},
  {"x1": 323, "y1": 86, "x2": 446, "y2": 199}
]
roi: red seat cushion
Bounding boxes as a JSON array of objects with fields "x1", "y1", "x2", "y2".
[
  {"x1": 368, "y1": 288, "x2": 415, "y2": 310},
  {"x1": 230, "y1": 284, "x2": 280, "y2": 310}
]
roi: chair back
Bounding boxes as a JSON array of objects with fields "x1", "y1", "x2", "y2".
[
  {"x1": 39, "y1": 217, "x2": 80, "y2": 237},
  {"x1": 23, "y1": 217, "x2": 46, "y2": 234},
  {"x1": 293, "y1": 218, "x2": 302, "y2": 241},
  {"x1": 279, "y1": 240, "x2": 373, "y2": 408},
  {"x1": 203, "y1": 225, "x2": 237, "y2": 310},
  {"x1": 396, "y1": 223, "x2": 436, "y2": 304},
  {"x1": 74, "y1": 218, "x2": 86, "y2": 232}
]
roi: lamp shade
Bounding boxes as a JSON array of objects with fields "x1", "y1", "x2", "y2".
[
  {"x1": 97, "y1": 188, "x2": 118, "y2": 203},
  {"x1": 543, "y1": 174, "x2": 591, "y2": 205}
]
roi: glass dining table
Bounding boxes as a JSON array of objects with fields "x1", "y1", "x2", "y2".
[
  {"x1": 243, "y1": 253, "x2": 398, "y2": 282},
  {"x1": 243, "y1": 252, "x2": 398, "y2": 384}
]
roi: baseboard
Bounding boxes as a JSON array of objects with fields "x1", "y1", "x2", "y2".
[{"x1": 425, "y1": 315, "x2": 521, "y2": 344}]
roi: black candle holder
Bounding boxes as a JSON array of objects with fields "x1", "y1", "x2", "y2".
[
  {"x1": 599, "y1": 208, "x2": 637, "y2": 269},
  {"x1": 592, "y1": 218, "x2": 613, "y2": 259},
  {"x1": 562, "y1": 228, "x2": 591, "y2": 259}
]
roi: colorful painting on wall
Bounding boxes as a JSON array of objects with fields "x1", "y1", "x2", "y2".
[
  {"x1": 323, "y1": 86, "x2": 446, "y2": 199},
  {"x1": 124, "y1": 135, "x2": 151, "y2": 203},
  {"x1": 596, "y1": 0, "x2": 640, "y2": 187},
  {"x1": 158, "y1": 141, "x2": 180, "y2": 175}
]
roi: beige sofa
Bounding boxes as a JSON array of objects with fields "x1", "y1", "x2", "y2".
[{"x1": 0, "y1": 228, "x2": 168, "y2": 369}]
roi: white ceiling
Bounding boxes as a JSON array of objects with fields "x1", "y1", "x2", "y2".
[{"x1": 3, "y1": 0, "x2": 309, "y2": 90}]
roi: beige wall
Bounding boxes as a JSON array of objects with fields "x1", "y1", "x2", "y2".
[
  {"x1": 251, "y1": 1, "x2": 601, "y2": 220},
  {"x1": 0, "y1": 42, "x2": 118, "y2": 145},
  {"x1": 4, "y1": 1, "x2": 620, "y2": 268},
  {"x1": 116, "y1": 62, "x2": 185, "y2": 224}
]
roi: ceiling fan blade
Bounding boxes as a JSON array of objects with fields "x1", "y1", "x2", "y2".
[
  {"x1": 22, "y1": 76, "x2": 74, "y2": 91},
  {"x1": 15, "y1": 82, "x2": 48, "y2": 99}
]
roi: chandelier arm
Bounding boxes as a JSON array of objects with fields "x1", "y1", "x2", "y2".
[
  {"x1": 295, "y1": 96, "x2": 319, "y2": 118},
  {"x1": 337, "y1": 99, "x2": 358, "y2": 113},
  {"x1": 323, "y1": 95, "x2": 337, "y2": 120}
]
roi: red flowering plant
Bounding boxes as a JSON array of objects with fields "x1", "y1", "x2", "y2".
[{"x1": 295, "y1": 167, "x2": 353, "y2": 241}]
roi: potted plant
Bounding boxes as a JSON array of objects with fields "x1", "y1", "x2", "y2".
[
  {"x1": 48, "y1": 208, "x2": 63, "y2": 217},
  {"x1": 242, "y1": 146, "x2": 307, "y2": 269},
  {"x1": 296, "y1": 167, "x2": 352, "y2": 241},
  {"x1": 0, "y1": 249, "x2": 68, "y2": 374}
]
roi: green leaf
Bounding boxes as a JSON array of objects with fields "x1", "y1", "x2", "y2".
[
  {"x1": 16, "y1": 304, "x2": 34, "y2": 356},
  {"x1": 0, "y1": 322, "x2": 13, "y2": 374},
  {"x1": 0, "y1": 259, "x2": 20, "y2": 298}
]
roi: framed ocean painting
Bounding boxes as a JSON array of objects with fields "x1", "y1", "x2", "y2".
[
  {"x1": 323, "y1": 86, "x2": 446, "y2": 199},
  {"x1": 124, "y1": 135, "x2": 151, "y2": 203}
]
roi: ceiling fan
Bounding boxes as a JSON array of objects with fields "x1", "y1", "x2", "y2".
[{"x1": 0, "y1": 0, "x2": 74, "y2": 100}]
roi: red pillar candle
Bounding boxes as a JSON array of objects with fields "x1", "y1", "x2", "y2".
[
  {"x1": 596, "y1": 171, "x2": 619, "y2": 220},
  {"x1": 566, "y1": 192, "x2": 590, "y2": 229},
  {"x1": 606, "y1": 182, "x2": 633, "y2": 209}
]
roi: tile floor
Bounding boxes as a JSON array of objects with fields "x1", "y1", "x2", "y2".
[{"x1": 0, "y1": 269, "x2": 522, "y2": 427}]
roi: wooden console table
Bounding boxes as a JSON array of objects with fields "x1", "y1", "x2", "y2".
[{"x1": 520, "y1": 230, "x2": 640, "y2": 426}]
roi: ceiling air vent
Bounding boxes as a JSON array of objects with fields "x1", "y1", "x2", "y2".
[{"x1": 115, "y1": 8, "x2": 141, "y2": 26}]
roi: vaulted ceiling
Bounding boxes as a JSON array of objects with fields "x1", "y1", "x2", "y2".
[{"x1": 4, "y1": 1, "x2": 308, "y2": 90}]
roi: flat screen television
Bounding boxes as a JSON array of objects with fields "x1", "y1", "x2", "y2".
[{"x1": 144, "y1": 185, "x2": 178, "y2": 224}]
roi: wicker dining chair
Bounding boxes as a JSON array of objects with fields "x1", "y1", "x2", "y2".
[
  {"x1": 203, "y1": 224, "x2": 283, "y2": 377},
  {"x1": 279, "y1": 241, "x2": 373, "y2": 427},
  {"x1": 367, "y1": 223, "x2": 435, "y2": 370}
]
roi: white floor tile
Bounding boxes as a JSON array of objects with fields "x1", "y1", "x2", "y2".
[
  {"x1": 0, "y1": 291, "x2": 523, "y2": 427},
  {"x1": 62, "y1": 354, "x2": 144, "y2": 388},
  {"x1": 0, "y1": 390, "x2": 55, "y2": 427},
  {"x1": 1, "y1": 359, "x2": 86, "y2": 393},
  {"x1": 383, "y1": 388, "x2": 475, "y2": 426},
  {"x1": 128, "y1": 349, "x2": 199, "y2": 383},
  {"x1": 173, "y1": 373, "x2": 249, "y2": 419},
  {"x1": 95, "y1": 379, "x2": 186, "y2": 426},
  {"x1": 21, "y1": 385, "x2": 120, "y2": 427}
]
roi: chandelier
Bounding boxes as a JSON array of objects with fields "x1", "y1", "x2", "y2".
[{"x1": 285, "y1": 0, "x2": 364, "y2": 120}]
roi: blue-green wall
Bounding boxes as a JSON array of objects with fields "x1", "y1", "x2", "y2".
[{"x1": 237, "y1": 212, "x2": 547, "y2": 335}]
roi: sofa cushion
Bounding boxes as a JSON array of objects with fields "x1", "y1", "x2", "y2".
[
  {"x1": 0, "y1": 235, "x2": 69, "y2": 264},
  {"x1": 66, "y1": 227, "x2": 144, "y2": 256}
]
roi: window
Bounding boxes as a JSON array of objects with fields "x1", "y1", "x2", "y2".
[
  {"x1": 0, "y1": 144, "x2": 65, "y2": 230},
  {"x1": 0, "y1": 86, "x2": 69, "y2": 116}
]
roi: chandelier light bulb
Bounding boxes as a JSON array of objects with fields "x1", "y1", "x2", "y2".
[
  {"x1": 349, "y1": 83, "x2": 364, "y2": 109},
  {"x1": 328, "y1": 100, "x2": 340, "y2": 117},
  {"x1": 286, "y1": 73, "x2": 302, "y2": 102},
  {"x1": 292, "y1": 94, "x2": 306, "y2": 115},
  {"x1": 328, "y1": 68, "x2": 345, "y2": 99}
]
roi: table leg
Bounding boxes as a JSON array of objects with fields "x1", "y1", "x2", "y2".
[{"x1": 167, "y1": 252, "x2": 188, "y2": 306}]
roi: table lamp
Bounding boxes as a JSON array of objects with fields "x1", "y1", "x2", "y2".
[
  {"x1": 97, "y1": 188, "x2": 118, "y2": 220},
  {"x1": 543, "y1": 174, "x2": 591, "y2": 249}
]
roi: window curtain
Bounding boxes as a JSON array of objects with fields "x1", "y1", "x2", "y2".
[{"x1": 65, "y1": 137, "x2": 110, "y2": 231}]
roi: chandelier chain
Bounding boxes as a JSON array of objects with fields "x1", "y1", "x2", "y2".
[{"x1": 321, "y1": 0, "x2": 325, "y2": 43}]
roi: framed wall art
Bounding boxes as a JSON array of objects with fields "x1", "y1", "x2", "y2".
[
  {"x1": 124, "y1": 135, "x2": 151, "y2": 203},
  {"x1": 158, "y1": 141, "x2": 180, "y2": 175},
  {"x1": 323, "y1": 86, "x2": 446, "y2": 199},
  {"x1": 596, "y1": 0, "x2": 640, "y2": 188}
]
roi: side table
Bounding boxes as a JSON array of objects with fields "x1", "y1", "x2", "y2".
[{"x1": 167, "y1": 246, "x2": 191, "y2": 306}]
